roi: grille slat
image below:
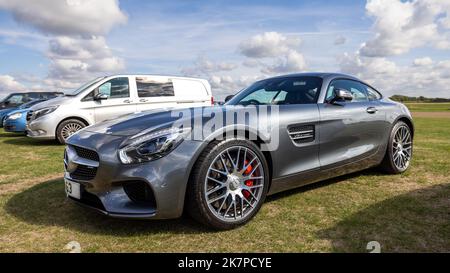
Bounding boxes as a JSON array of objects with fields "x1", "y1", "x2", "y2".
[{"x1": 66, "y1": 145, "x2": 99, "y2": 181}]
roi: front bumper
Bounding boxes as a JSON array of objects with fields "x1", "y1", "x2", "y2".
[
  {"x1": 26, "y1": 114, "x2": 58, "y2": 139},
  {"x1": 4, "y1": 119, "x2": 26, "y2": 133},
  {"x1": 65, "y1": 130, "x2": 204, "y2": 219}
]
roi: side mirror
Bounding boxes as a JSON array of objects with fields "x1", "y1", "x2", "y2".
[
  {"x1": 330, "y1": 88, "x2": 353, "y2": 104},
  {"x1": 94, "y1": 93, "x2": 108, "y2": 101},
  {"x1": 224, "y1": 95, "x2": 234, "y2": 103}
]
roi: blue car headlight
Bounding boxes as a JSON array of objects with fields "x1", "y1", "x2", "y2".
[
  {"x1": 119, "y1": 127, "x2": 191, "y2": 164},
  {"x1": 8, "y1": 112, "x2": 22, "y2": 120}
]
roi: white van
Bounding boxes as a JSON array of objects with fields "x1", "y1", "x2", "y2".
[{"x1": 26, "y1": 75, "x2": 213, "y2": 143}]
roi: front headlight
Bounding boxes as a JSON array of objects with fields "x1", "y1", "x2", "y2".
[
  {"x1": 119, "y1": 127, "x2": 191, "y2": 164},
  {"x1": 8, "y1": 112, "x2": 22, "y2": 120},
  {"x1": 34, "y1": 106, "x2": 59, "y2": 119}
]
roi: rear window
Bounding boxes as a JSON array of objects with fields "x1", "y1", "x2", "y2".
[
  {"x1": 172, "y1": 79, "x2": 208, "y2": 99},
  {"x1": 136, "y1": 77, "x2": 175, "y2": 97}
]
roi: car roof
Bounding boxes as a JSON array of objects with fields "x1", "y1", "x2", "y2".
[
  {"x1": 106, "y1": 74, "x2": 209, "y2": 81},
  {"x1": 265, "y1": 72, "x2": 360, "y2": 81}
]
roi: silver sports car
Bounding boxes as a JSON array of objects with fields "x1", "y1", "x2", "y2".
[{"x1": 64, "y1": 73, "x2": 414, "y2": 229}]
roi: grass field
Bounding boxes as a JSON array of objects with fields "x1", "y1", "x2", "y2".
[
  {"x1": 0, "y1": 107, "x2": 449, "y2": 252},
  {"x1": 405, "y1": 102, "x2": 450, "y2": 112}
]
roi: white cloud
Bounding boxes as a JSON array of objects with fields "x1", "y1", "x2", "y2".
[
  {"x1": 239, "y1": 32, "x2": 301, "y2": 58},
  {"x1": 338, "y1": 53, "x2": 450, "y2": 97},
  {"x1": 47, "y1": 36, "x2": 125, "y2": 84},
  {"x1": 360, "y1": 0, "x2": 450, "y2": 57},
  {"x1": 182, "y1": 56, "x2": 237, "y2": 76},
  {"x1": 0, "y1": 0, "x2": 127, "y2": 91},
  {"x1": 261, "y1": 50, "x2": 306, "y2": 74},
  {"x1": 413, "y1": 57, "x2": 433, "y2": 66},
  {"x1": 0, "y1": 75, "x2": 27, "y2": 97},
  {"x1": 0, "y1": 0, "x2": 127, "y2": 36}
]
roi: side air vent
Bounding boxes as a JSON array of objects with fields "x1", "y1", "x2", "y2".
[{"x1": 288, "y1": 125, "x2": 315, "y2": 144}]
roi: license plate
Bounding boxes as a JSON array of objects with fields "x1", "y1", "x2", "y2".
[{"x1": 65, "y1": 179, "x2": 81, "y2": 199}]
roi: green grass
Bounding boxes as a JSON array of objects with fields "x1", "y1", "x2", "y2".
[
  {"x1": 405, "y1": 102, "x2": 450, "y2": 112},
  {"x1": 0, "y1": 110, "x2": 449, "y2": 252}
]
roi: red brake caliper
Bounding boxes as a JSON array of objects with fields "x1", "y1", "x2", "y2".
[{"x1": 242, "y1": 160, "x2": 253, "y2": 199}]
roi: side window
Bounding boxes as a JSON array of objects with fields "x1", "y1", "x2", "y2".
[
  {"x1": 326, "y1": 79, "x2": 368, "y2": 102},
  {"x1": 363, "y1": 85, "x2": 382, "y2": 101},
  {"x1": 28, "y1": 93, "x2": 41, "y2": 100},
  {"x1": 98, "y1": 77, "x2": 130, "y2": 99},
  {"x1": 136, "y1": 77, "x2": 175, "y2": 97}
]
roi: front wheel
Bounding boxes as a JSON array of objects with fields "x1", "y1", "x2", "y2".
[
  {"x1": 380, "y1": 121, "x2": 413, "y2": 174},
  {"x1": 187, "y1": 139, "x2": 270, "y2": 230},
  {"x1": 56, "y1": 119, "x2": 86, "y2": 144}
]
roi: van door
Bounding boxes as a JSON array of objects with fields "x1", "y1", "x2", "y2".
[
  {"x1": 135, "y1": 76, "x2": 178, "y2": 112},
  {"x1": 93, "y1": 77, "x2": 137, "y2": 123},
  {"x1": 172, "y1": 78, "x2": 210, "y2": 107}
]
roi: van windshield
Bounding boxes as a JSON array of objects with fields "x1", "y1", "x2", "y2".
[{"x1": 64, "y1": 77, "x2": 105, "y2": 96}]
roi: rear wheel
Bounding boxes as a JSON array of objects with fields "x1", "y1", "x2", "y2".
[
  {"x1": 56, "y1": 119, "x2": 86, "y2": 144},
  {"x1": 380, "y1": 121, "x2": 413, "y2": 174},
  {"x1": 187, "y1": 139, "x2": 269, "y2": 230}
]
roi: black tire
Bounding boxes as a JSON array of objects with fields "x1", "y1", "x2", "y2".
[
  {"x1": 56, "y1": 119, "x2": 86, "y2": 144},
  {"x1": 379, "y1": 121, "x2": 413, "y2": 174},
  {"x1": 186, "y1": 139, "x2": 270, "y2": 230}
]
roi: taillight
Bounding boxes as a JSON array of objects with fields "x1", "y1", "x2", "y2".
[{"x1": 211, "y1": 96, "x2": 214, "y2": 105}]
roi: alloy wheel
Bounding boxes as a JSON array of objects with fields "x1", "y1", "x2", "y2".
[
  {"x1": 204, "y1": 146, "x2": 265, "y2": 222},
  {"x1": 392, "y1": 125, "x2": 412, "y2": 171},
  {"x1": 61, "y1": 122, "x2": 84, "y2": 140}
]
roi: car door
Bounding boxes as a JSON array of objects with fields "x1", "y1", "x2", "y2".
[
  {"x1": 317, "y1": 79, "x2": 386, "y2": 168},
  {"x1": 94, "y1": 77, "x2": 137, "y2": 123},
  {"x1": 135, "y1": 76, "x2": 178, "y2": 112},
  {"x1": 249, "y1": 77, "x2": 322, "y2": 178}
]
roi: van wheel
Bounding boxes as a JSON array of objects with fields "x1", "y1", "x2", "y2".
[
  {"x1": 187, "y1": 139, "x2": 270, "y2": 230},
  {"x1": 56, "y1": 119, "x2": 86, "y2": 144}
]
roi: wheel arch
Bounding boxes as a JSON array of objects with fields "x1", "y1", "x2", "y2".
[
  {"x1": 394, "y1": 115, "x2": 414, "y2": 138},
  {"x1": 55, "y1": 116, "x2": 90, "y2": 138},
  {"x1": 183, "y1": 128, "x2": 274, "y2": 213}
]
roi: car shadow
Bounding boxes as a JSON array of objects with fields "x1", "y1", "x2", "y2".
[
  {"x1": 316, "y1": 183, "x2": 450, "y2": 252},
  {"x1": 6, "y1": 169, "x2": 386, "y2": 235},
  {"x1": 5, "y1": 178, "x2": 212, "y2": 235},
  {"x1": 2, "y1": 137, "x2": 59, "y2": 146},
  {"x1": 0, "y1": 132, "x2": 25, "y2": 138}
]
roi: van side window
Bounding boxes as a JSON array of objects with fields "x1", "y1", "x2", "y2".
[
  {"x1": 98, "y1": 77, "x2": 130, "y2": 99},
  {"x1": 136, "y1": 77, "x2": 175, "y2": 97}
]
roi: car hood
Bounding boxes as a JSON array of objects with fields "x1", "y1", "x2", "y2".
[
  {"x1": 29, "y1": 96, "x2": 70, "y2": 110},
  {"x1": 84, "y1": 106, "x2": 223, "y2": 137},
  {"x1": 0, "y1": 108, "x2": 15, "y2": 118},
  {"x1": 6, "y1": 108, "x2": 29, "y2": 116}
]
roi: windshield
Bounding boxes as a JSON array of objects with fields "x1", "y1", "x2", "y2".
[
  {"x1": 226, "y1": 76, "x2": 323, "y2": 106},
  {"x1": 18, "y1": 100, "x2": 44, "y2": 109},
  {"x1": 64, "y1": 77, "x2": 105, "y2": 96},
  {"x1": 2, "y1": 94, "x2": 25, "y2": 105}
]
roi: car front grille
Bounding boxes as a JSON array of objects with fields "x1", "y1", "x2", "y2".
[
  {"x1": 26, "y1": 111, "x2": 33, "y2": 122},
  {"x1": 65, "y1": 145, "x2": 99, "y2": 181},
  {"x1": 70, "y1": 165, "x2": 97, "y2": 180},
  {"x1": 72, "y1": 145, "x2": 100, "y2": 161}
]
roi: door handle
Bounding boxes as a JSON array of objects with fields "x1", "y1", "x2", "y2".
[
  {"x1": 139, "y1": 99, "x2": 148, "y2": 103},
  {"x1": 366, "y1": 107, "x2": 378, "y2": 114},
  {"x1": 123, "y1": 99, "x2": 133, "y2": 103}
]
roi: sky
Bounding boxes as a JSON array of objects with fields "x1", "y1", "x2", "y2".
[{"x1": 0, "y1": 0, "x2": 450, "y2": 100}]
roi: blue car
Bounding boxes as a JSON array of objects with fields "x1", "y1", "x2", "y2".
[{"x1": 3, "y1": 100, "x2": 47, "y2": 133}]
